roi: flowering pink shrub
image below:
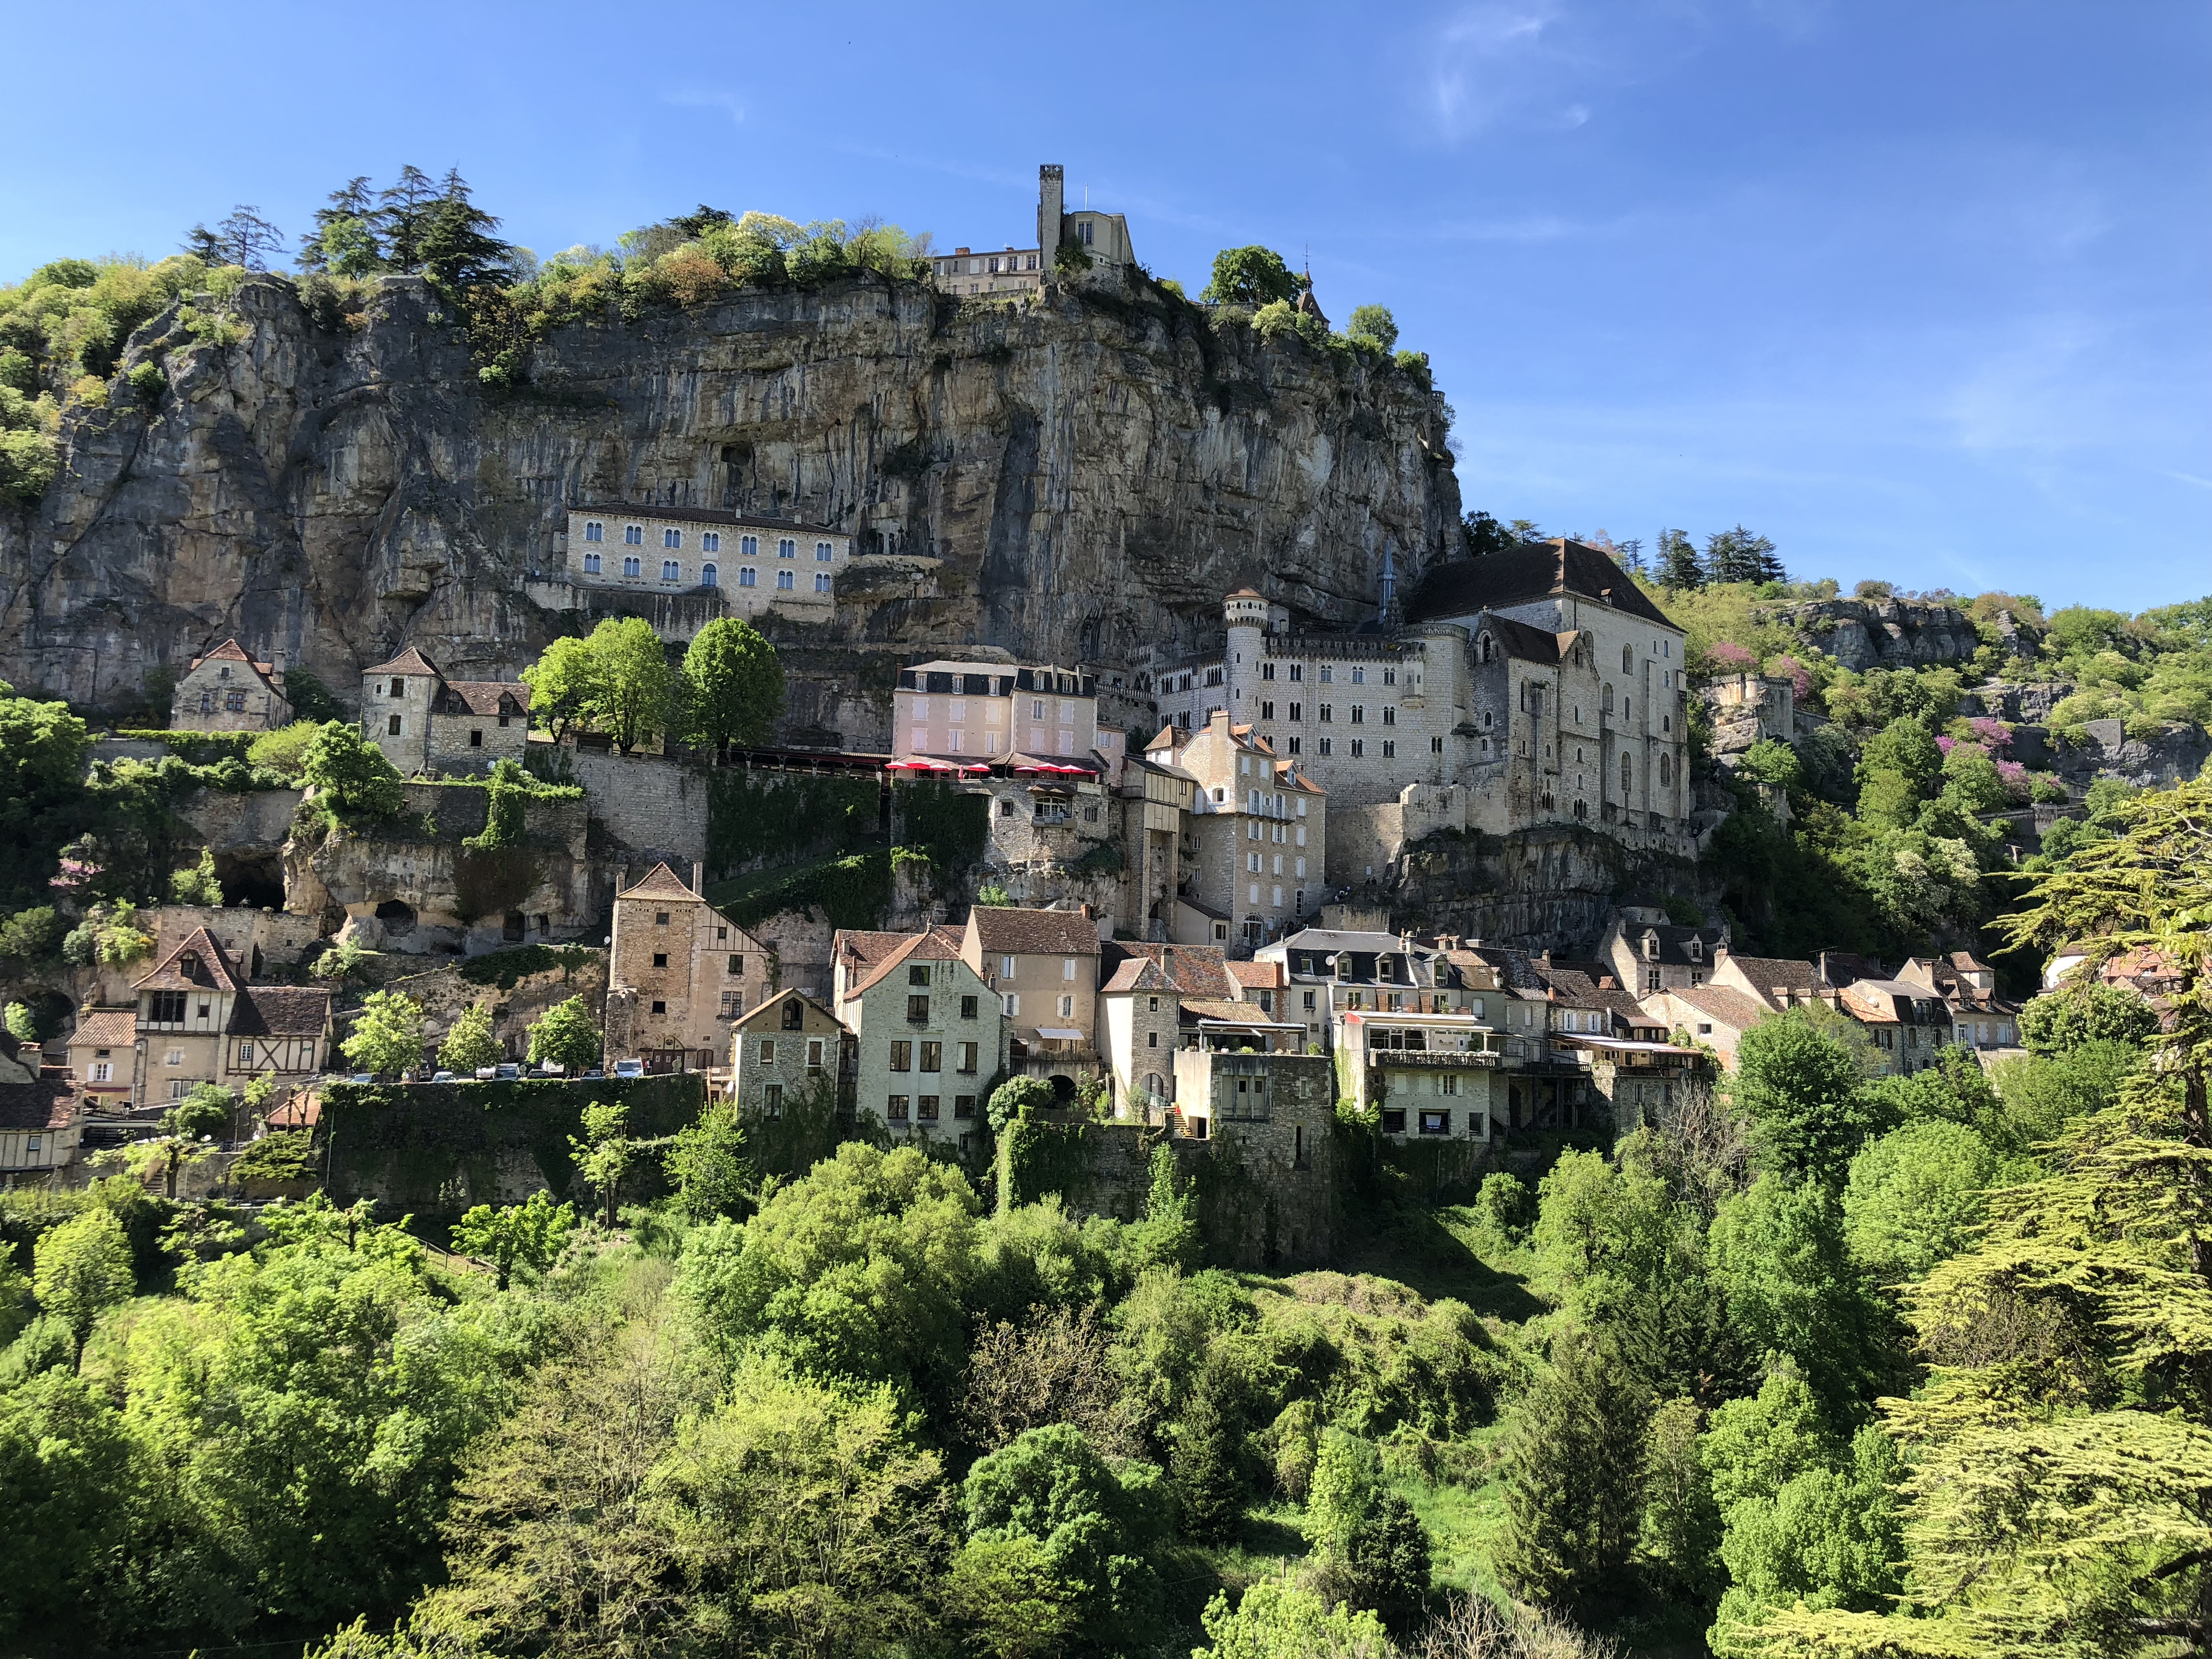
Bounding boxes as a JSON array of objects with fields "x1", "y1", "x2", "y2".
[
  {"x1": 1968, "y1": 717, "x2": 2011, "y2": 753},
  {"x1": 1767, "y1": 654, "x2": 1813, "y2": 701},
  {"x1": 1995, "y1": 759, "x2": 2031, "y2": 801},
  {"x1": 1935, "y1": 735, "x2": 1956, "y2": 756},
  {"x1": 1708, "y1": 641, "x2": 1756, "y2": 672}
]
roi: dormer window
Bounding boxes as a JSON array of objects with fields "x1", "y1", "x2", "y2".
[
  {"x1": 1642, "y1": 934, "x2": 1659, "y2": 961},
  {"x1": 1687, "y1": 940, "x2": 1702, "y2": 963},
  {"x1": 180, "y1": 952, "x2": 199, "y2": 979}
]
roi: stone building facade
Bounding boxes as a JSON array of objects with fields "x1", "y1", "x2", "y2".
[
  {"x1": 962, "y1": 905, "x2": 1104, "y2": 1071},
  {"x1": 361, "y1": 647, "x2": 530, "y2": 776},
  {"x1": 67, "y1": 928, "x2": 331, "y2": 1107},
  {"x1": 533, "y1": 506, "x2": 854, "y2": 642},
  {"x1": 844, "y1": 931, "x2": 1005, "y2": 1144},
  {"x1": 894, "y1": 659, "x2": 1118, "y2": 765},
  {"x1": 1336, "y1": 1009, "x2": 1506, "y2": 1139},
  {"x1": 728, "y1": 990, "x2": 849, "y2": 1115},
  {"x1": 603, "y1": 863, "x2": 776, "y2": 1073},
  {"x1": 929, "y1": 164, "x2": 1137, "y2": 297},
  {"x1": 170, "y1": 639, "x2": 291, "y2": 732},
  {"x1": 1146, "y1": 712, "x2": 1328, "y2": 951},
  {"x1": 1150, "y1": 546, "x2": 1694, "y2": 861}
]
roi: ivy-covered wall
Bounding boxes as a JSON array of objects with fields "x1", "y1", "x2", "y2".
[
  {"x1": 320, "y1": 1072, "x2": 706, "y2": 1218},
  {"x1": 707, "y1": 769, "x2": 880, "y2": 877}
]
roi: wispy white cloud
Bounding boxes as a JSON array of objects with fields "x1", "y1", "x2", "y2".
[{"x1": 661, "y1": 88, "x2": 746, "y2": 125}]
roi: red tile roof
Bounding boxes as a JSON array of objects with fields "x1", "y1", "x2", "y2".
[
  {"x1": 131, "y1": 927, "x2": 246, "y2": 994},
  {"x1": 437, "y1": 681, "x2": 530, "y2": 717},
  {"x1": 0, "y1": 1078, "x2": 78, "y2": 1133},
  {"x1": 70, "y1": 1008, "x2": 140, "y2": 1048},
  {"x1": 968, "y1": 906, "x2": 1101, "y2": 958},
  {"x1": 187, "y1": 638, "x2": 279, "y2": 681},
  {"x1": 364, "y1": 645, "x2": 442, "y2": 677}
]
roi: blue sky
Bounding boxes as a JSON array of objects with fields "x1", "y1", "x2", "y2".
[{"x1": 6, "y1": 1, "x2": 2206, "y2": 612}]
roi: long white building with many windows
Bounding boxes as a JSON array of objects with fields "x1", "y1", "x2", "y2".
[{"x1": 529, "y1": 506, "x2": 855, "y2": 643}]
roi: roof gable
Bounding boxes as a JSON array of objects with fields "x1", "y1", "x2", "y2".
[
  {"x1": 364, "y1": 645, "x2": 443, "y2": 679},
  {"x1": 1406, "y1": 538, "x2": 1677, "y2": 630},
  {"x1": 618, "y1": 862, "x2": 698, "y2": 901},
  {"x1": 132, "y1": 927, "x2": 244, "y2": 994}
]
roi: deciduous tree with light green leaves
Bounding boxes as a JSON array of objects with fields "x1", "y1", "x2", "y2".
[
  {"x1": 438, "y1": 1001, "x2": 503, "y2": 1076},
  {"x1": 303, "y1": 720, "x2": 405, "y2": 820},
  {"x1": 30, "y1": 1209, "x2": 133, "y2": 1368},
  {"x1": 569, "y1": 1099, "x2": 634, "y2": 1227},
  {"x1": 526, "y1": 994, "x2": 600, "y2": 1073},
  {"x1": 680, "y1": 615, "x2": 784, "y2": 759},
  {"x1": 342, "y1": 990, "x2": 425, "y2": 1078},
  {"x1": 523, "y1": 617, "x2": 675, "y2": 752},
  {"x1": 450, "y1": 1190, "x2": 575, "y2": 1290}
]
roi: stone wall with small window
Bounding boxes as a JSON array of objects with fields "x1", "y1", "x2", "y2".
[
  {"x1": 851, "y1": 953, "x2": 1003, "y2": 1146},
  {"x1": 170, "y1": 656, "x2": 290, "y2": 732},
  {"x1": 426, "y1": 708, "x2": 529, "y2": 774}
]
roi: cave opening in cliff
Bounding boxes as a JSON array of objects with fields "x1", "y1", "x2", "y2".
[
  {"x1": 374, "y1": 899, "x2": 417, "y2": 936},
  {"x1": 214, "y1": 851, "x2": 285, "y2": 911}
]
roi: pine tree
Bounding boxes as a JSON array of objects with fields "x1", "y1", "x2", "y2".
[
  {"x1": 1752, "y1": 777, "x2": 2212, "y2": 1657},
  {"x1": 1497, "y1": 1324, "x2": 1652, "y2": 1610},
  {"x1": 1704, "y1": 525, "x2": 1781, "y2": 586},
  {"x1": 1656, "y1": 529, "x2": 1704, "y2": 590},
  {"x1": 1170, "y1": 1356, "x2": 1246, "y2": 1543},
  {"x1": 417, "y1": 169, "x2": 515, "y2": 293},
  {"x1": 377, "y1": 165, "x2": 440, "y2": 273},
  {"x1": 298, "y1": 176, "x2": 382, "y2": 275}
]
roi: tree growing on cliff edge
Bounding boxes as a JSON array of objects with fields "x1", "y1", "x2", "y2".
[
  {"x1": 681, "y1": 617, "x2": 785, "y2": 759},
  {"x1": 1201, "y1": 246, "x2": 1300, "y2": 308},
  {"x1": 342, "y1": 991, "x2": 425, "y2": 1079}
]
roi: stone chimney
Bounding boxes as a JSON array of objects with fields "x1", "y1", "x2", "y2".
[{"x1": 691, "y1": 863, "x2": 704, "y2": 896}]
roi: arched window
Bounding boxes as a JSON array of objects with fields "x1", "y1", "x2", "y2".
[
  {"x1": 661, "y1": 559, "x2": 681, "y2": 581},
  {"x1": 1620, "y1": 754, "x2": 1632, "y2": 792},
  {"x1": 1603, "y1": 683, "x2": 1614, "y2": 713},
  {"x1": 1622, "y1": 644, "x2": 1634, "y2": 673},
  {"x1": 1659, "y1": 753, "x2": 1673, "y2": 786},
  {"x1": 701, "y1": 562, "x2": 718, "y2": 587},
  {"x1": 1480, "y1": 635, "x2": 1495, "y2": 664}
]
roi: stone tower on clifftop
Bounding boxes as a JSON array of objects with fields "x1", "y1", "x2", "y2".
[{"x1": 1037, "y1": 165, "x2": 1065, "y2": 260}]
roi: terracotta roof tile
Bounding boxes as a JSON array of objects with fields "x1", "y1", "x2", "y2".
[
  {"x1": 1227, "y1": 960, "x2": 1284, "y2": 990},
  {"x1": 436, "y1": 681, "x2": 530, "y2": 717},
  {"x1": 70, "y1": 1009, "x2": 139, "y2": 1048},
  {"x1": 968, "y1": 906, "x2": 1101, "y2": 958},
  {"x1": 1658, "y1": 985, "x2": 1771, "y2": 1032},
  {"x1": 836, "y1": 930, "x2": 921, "y2": 972},
  {"x1": 189, "y1": 638, "x2": 279, "y2": 680},
  {"x1": 364, "y1": 645, "x2": 441, "y2": 678},
  {"x1": 131, "y1": 927, "x2": 245, "y2": 994},
  {"x1": 734, "y1": 988, "x2": 841, "y2": 1030},
  {"x1": 849, "y1": 930, "x2": 966, "y2": 999},
  {"x1": 1099, "y1": 943, "x2": 1236, "y2": 999}
]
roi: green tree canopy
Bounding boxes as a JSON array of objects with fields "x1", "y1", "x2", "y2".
[
  {"x1": 341, "y1": 990, "x2": 425, "y2": 1078},
  {"x1": 1346, "y1": 304, "x2": 1399, "y2": 352},
  {"x1": 663, "y1": 1098, "x2": 754, "y2": 1220},
  {"x1": 1496, "y1": 1325, "x2": 1650, "y2": 1612},
  {"x1": 681, "y1": 615, "x2": 785, "y2": 757},
  {"x1": 1731, "y1": 1008, "x2": 1887, "y2": 1186},
  {"x1": 1840, "y1": 1119, "x2": 1998, "y2": 1282},
  {"x1": 523, "y1": 618, "x2": 675, "y2": 752},
  {"x1": 303, "y1": 721, "x2": 405, "y2": 820},
  {"x1": 450, "y1": 1190, "x2": 575, "y2": 1290},
  {"x1": 1202, "y1": 246, "x2": 1299, "y2": 308},
  {"x1": 525, "y1": 995, "x2": 600, "y2": 1072},
  {"x1": 30, "y1": 1210, "x2": 132, "y2": 1366},
  {"x1": 437, "y1": 1002, "x2": 503, "y2": 1076}
]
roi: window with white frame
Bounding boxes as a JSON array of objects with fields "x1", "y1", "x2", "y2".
[
  {"x1": 815, "y1": 572, "x2": 831, "y2": 592},
  {"x1": 702, "y1": 563, "x2": 718, "y2": 587},
  {"x1": 662, "y1": 528, "x2": 681, "y2": 549},
  {"x1": 815, "y1": 541, "x2": 833, "y2": 561},
  {"x1": 585, "y1": 520, "x2": 604, "y2": 542},
  {"x1": 624, "y1": 524, "x2": 643, "y2": 545},
  {"x1": 583, "y1": 552, "x2": 601, "y2": 574},
  {"x1": 702, "y1": 531, "x2": 719, "y2": 552},
  {"x1": 778, "y1": 538, "x2": 796, "y2": 559},
  {"x1": 741, "y1": 534, "x2": 758, "y2": 557},
  {"x1": 776, "y1": 569, "x2": 794, "y2": 590},
  {"x1": 623, "y1": 555, "x2": 641, "y2": 577},
  {"x1": 661, "y1": 559, "x2": 681, "y2": 581},
  {"x1": 739, "y1": 567, "x2": 757, "y2": 587}
]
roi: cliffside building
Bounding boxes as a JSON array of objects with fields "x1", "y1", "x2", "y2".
[
  {"x1": 962, "y1": 905, "x2": 1104, "y2": 1073},
  {"x1": 603, "y1": 863, "x2": 776, "y2": 1073},
  {"x1": 893, "y1": 659, "x2": 1120, "y2": 765},
  {"x1": 929, "y1": 164, "x2": 1136, "y2": 296},
  {"x1": 360, "y1": 648, "x2": 530, "y2": 776},
  {"x1": 1145, "y1": 713, "x2": 1328, "y2": 950},
  {"x1": 842, "y1": 930, "x2": 1004, "y2": 1144},
  {"x1": 540, "y1": 507, "x2": 854, "y2": 644},
  {"x1": 1154, "y1": 546, "x2": 1694, "y2": 870},
  {"x1": 66, "y1": 929, "x2": 332, "y2": 1107},
  {"x1": 171, "y1": 639, "x2": 291, "y2": 732},
  {"x1": 728, "y1": 990, "x2": 849, "y2": 1117}
]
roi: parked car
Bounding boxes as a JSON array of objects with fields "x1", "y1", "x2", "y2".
[
  {"x1": 431, "y1": 1071, "x2": 455, "y2": 1083},
  {"x1": 494, "y1": 1063, "x2": 520, "y2": 1081},
  {"x1": 613, "y1": 1058, "x2": 644, "y2": 1079},
  {"x1": 348, "y1": 1073, "x2": 374, "y2": 1084},
  {"x1": 582, "y1": 1068, "x2": 605, "y2": 1079},
  {"x1": 474, "y1": 1066, "x2": 499, "y2": 1081}
]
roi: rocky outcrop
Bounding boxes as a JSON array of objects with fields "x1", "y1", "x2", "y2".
[
  {"x1": 1772, "y1": 597, "x2": 1984, "y2": 672},
  {"x1": 2051, "y1": 721, "x2": 2211, "y2": 791},
  {"x1": 1379, "y1": 825, "x2": 1709, "y2": 952},
  {"x1": 0, "y1": 269, "x2": 1459, "y2": 731},
  {"x1": 1959, "y1": 680, "x2": 2077, "y2": 724}
]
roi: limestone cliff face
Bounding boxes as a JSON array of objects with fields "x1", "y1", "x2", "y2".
[
  {"x1": 1772, "y1": 596, "x2": 1986, "y2": 672},
  {"x1": 0, "y1": 269, "x2": 1460, "y2": 733}
]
